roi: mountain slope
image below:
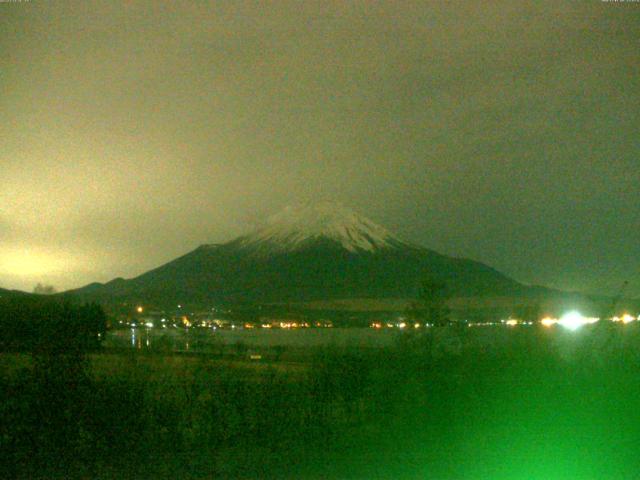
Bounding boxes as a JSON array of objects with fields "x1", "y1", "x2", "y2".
[
  {"x1": 0, "y1": 287, "x2": 31, "y2": 299},
  {"x1": 65, "y1": 202, "x2": 533, "y2": 306}
]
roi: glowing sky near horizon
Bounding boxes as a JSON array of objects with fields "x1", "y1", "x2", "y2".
[{"x1": 1, "y1": 1, "x2": 639, "y2": 294}]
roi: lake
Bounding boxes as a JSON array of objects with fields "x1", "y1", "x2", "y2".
[{"x1": 105, "y1": 326, "x2": 402, "y2": 353}]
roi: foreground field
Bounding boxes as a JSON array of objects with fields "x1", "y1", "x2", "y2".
[{"x1": 2, "y1": 324, "x2": 640, "y2": 479}]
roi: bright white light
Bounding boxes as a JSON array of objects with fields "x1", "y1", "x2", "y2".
[
  {"x1": 558, "y1": 311, "x2": 599, "y2": 331},
  {"x1": 559, "y1": 312, "x2": 583, "y2": 331}
]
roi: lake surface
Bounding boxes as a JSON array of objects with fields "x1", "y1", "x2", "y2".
[
  {"x1": 105, "y1": 326, "x2": 402, "y2": 353},
  {"x1": 104, "y1": 323, "x2": 640, "y2": 361}
]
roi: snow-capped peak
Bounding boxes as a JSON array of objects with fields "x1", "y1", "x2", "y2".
[{"x1": 237, "y1": 202, "x2": 404, "y2": 253}]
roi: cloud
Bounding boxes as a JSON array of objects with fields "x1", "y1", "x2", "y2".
[{"x1": 1, "y1": 1, "x2": 639, "y2": 294}]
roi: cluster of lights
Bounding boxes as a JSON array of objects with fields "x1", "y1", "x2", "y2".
[
  {"x1": 468, "y1": 322, "x2": 502, "y2": 327},
  {"x1": 501, "y1": 319, "x2": 535, "y2": 326},
  {"x1": 371, "y1": 313, "x2": 640, "y2": 331},
  {"x1": 243, "y1": 321, "x2": 333, "y2": 329},
  {"x1": 274, "y1": 321, "x2": 310, "y2": 329},
  {"x1": 370, "y1": 322, "x2": 429, "y2": 329},
  {"x1": 541, "y1": 311, "x2": 599, "y2": 331},
  {"x1": 612, "y1": 314, "x2": 638, "y2": 324},
  {"x1": 540, "y1": 312, "x2": 640, "y2": 330},
  {"x1": 128, "y1": 305, "x2": 638, "y2": 333}
]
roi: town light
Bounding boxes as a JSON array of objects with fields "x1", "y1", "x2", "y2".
[
  {"x1": 621, "y1": 314, "x2": 635, "y2": 324},
  {"x1": 541, "y1": 317, "x2": 557, "y2": 327}
]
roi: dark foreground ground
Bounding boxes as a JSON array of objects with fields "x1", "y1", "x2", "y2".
[{"x1": 2, "y1": 324, "x2": 640, "y2": 479}]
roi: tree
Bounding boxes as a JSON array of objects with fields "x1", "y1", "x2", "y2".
[
  {"x1": 33, "y1": 283, "x2": 57, "y2": 295},
  {"x1": 0, "y1": 297, "x2": 107, "y2": 354},
  {"x1": 407, "y1": 277, "x2": 451, "y2": 327},
  {"x1": 514, "y1": 303, "x2": 541, "y2": 323}
]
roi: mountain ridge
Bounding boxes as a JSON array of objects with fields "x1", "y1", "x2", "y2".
[{"x1": 63, "y1": 202, "x2": 538, "y2": 308}]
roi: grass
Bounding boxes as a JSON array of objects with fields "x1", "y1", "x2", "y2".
[{"x1": 2, "y1": 324, "x2": 640, "y2": 479}]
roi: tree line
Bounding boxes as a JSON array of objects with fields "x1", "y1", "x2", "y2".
[{"x1": 0, "y1": 295, "x2": 107, "y2": 354}]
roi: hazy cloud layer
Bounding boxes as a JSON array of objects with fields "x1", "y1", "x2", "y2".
[{"x1": 1, "y1": 1, "x2": 639, "y2": 295}]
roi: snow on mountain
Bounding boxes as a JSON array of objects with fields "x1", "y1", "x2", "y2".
[{"x1": 235, "y1": 202, "x2": 406, "y2": 253}]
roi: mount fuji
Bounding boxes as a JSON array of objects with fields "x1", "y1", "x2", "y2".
[{"x1": 66, "y1": 202, "x2": 533, "y2": 307}]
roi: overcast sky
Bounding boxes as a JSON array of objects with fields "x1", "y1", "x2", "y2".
[{"x1": 1, "y1": 0, "x2": 639, "y2": 296}]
